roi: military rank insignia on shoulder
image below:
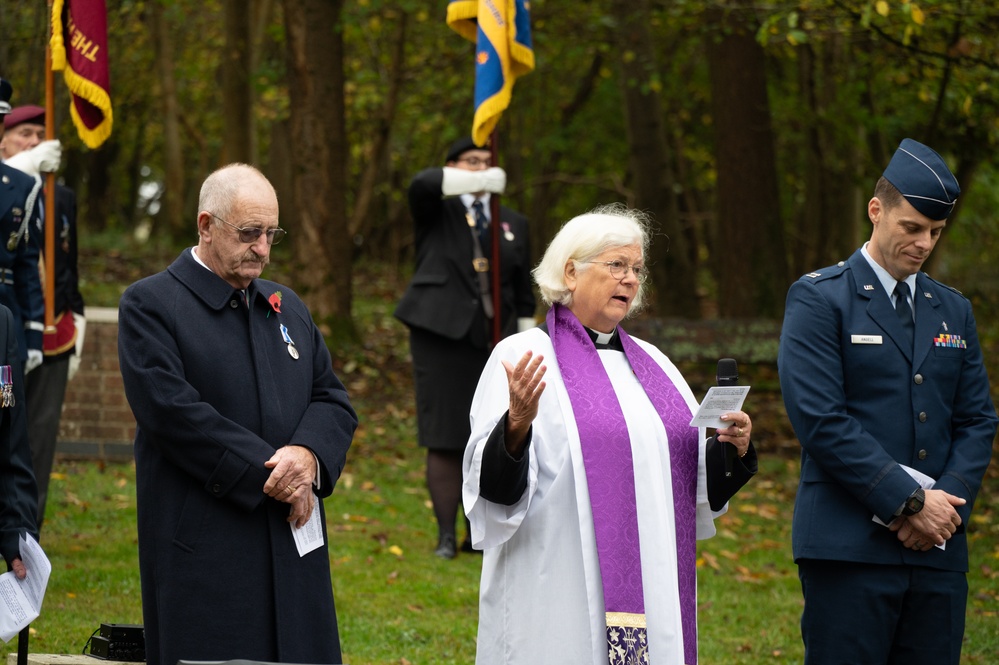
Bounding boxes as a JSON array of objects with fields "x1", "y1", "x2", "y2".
[{"x1": 922, "y1": 272, "x2": 965, "y2": 298}]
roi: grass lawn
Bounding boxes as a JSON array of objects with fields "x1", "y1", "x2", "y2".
[
  {"x1": 6, "y1": 450, "x2": 997, "y2": 664},
  {"x1": 2, "y1": 267, "x2": 996, "y2": 664}
]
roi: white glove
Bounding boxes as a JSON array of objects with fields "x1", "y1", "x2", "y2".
[
  {"x1": 4, "y1": 140, "x2": 62, "y2": 178},
  {"x1": 68, "y1": 312, "x2": 86, "y2": 381},
  {"x1": 25, "y1": 349, "x2": 43, "y2": 374},
  {"x1": 517, "y1": 317, "x2": 536, "y2": 333},
  {"x1": 441, "y1": 166, "x2": 506, "y2": 196}
]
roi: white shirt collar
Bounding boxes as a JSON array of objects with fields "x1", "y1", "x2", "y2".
[
  {"x1": 190, "y1": 246, "x2": 211, "y2": 271},
  {"x1": 460, "y1": 193, "x2": 491, "y2": 220},
  {"x1": 861, "y1": 242, "x2": 916, "y2": 299}
]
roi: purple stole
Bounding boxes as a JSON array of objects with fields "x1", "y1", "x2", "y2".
[{"x1": 548, "y1": 305, "x2": 699, "y2": 665}]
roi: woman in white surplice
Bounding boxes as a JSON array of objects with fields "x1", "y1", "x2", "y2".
[{"x1": 463, "y1": 205, "x2": 758, "y2": 665}]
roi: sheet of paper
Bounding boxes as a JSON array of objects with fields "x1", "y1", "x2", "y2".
[
  {"x1": 872, "y1": 465, "x2": 945, "y2": 550},
  {"x1": 0, "y1": 533, "x2": 51, "y2": 642},
  {"x1": 689, "y1": 385, "x2": 752, "y2": 429},
  {"x1": 292, "y1": 503, "x2": 325, "y2": 557}
]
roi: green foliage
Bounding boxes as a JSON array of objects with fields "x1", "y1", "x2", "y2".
[{"x1": 8, "y1": 0, "x2": 999, "y2": 314}]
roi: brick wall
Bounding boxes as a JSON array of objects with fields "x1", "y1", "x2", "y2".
[{"x1": 58, "y1": 307, "x2": 136, "y2": 460}]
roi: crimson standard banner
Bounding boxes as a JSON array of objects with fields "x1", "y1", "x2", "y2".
[{"x1": 50, "y1": 0, "x2": 113, "y2": 148}]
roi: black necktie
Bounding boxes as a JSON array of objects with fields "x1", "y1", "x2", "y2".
[
  {"x1": 894, "y1": 281, "x2": 914, "y2": 348},
  {"x1": 472, "y1": 200, "x2": 488, "y2": 243}
]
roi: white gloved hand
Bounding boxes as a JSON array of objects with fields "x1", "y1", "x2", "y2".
[
  {"x1": 25, "y1": 349, "x2": 43, "y2": 374},
  {"x1": 441, "y1": 166, "x2": 506, "y2": 196},
  {"x1": 517, "y1": 317, "x2": 536, "y2": 333},
  {"x1": 68, "y1": 312, "x2": 86, "y2": 381},
  {"x1": 4, "y1": 140, "x2": 62, "y2": 178}
]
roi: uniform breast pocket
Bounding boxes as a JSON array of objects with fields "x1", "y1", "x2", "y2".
[{"x1": 932, "y1": 344, "x2": 965, "y2": 361}]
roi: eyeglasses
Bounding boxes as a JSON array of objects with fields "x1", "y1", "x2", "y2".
[
  {"x1": 208, "y1": 212, "x2": 286, "y2": 245},
  {"x1": 586, "y1": 260, "x2": 647, "y2": 284},
  {"x1": 456, "y1": 156, "x2": 491, "y2": 168}
]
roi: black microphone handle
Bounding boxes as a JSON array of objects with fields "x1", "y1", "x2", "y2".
[{"x1": 716, "y1": 359, "x2": 739, "y2": 478}]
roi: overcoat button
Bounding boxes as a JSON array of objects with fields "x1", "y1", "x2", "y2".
[
  {"x1": 230, "y1": 300, "x2": 239, "y2": 309},
  {"x1": 914, "y1": 374, "x2": 923, "y2": 385},
  {"x1": 918, "y1": 450, "x2": 927, "y2": 460},
  {"x1": 212, "y1": 484, "x2": 222, "y2": 493},
  {"x1": 918, "y1": 412, "x2": 927, "y2": 422}
]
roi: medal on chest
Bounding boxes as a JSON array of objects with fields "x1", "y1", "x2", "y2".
[
  {"x1": 1, "y1": 365, "x2": 14, "y2": 408},
  {"x1": 280, "y1": 323, "x2": 299, "y2": 360}
]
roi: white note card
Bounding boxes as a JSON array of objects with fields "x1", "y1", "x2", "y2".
[
  {"x1": 0, "y1": 533, "x2": 51, "y2": 642},
  {"x1": 689, "y1": 385, "x2": 752, "y2": 429},
  {"x1": 292, "y1": 503, "x2": 326, "y2": 557}
]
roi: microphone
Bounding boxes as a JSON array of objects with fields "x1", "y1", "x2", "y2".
[{"x1": 716, "y1": 358, "x2": 739, "y2": 477}]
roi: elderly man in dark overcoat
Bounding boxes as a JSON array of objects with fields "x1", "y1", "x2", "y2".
[{"x1": 118, "y1": 163, "x2": 357, "y2": 665}]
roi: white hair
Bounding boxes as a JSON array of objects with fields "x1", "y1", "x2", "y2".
[{"x1": 532, "y1": 203, "x2": 651, "y2": 313}]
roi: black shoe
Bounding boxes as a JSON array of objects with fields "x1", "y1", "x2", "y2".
[
  {"x1": 460, "y1": 537, "x2": 480, "y2": 554},
  {"x1": 434, "y1": 534, "x2": 457, "y2": 559}
]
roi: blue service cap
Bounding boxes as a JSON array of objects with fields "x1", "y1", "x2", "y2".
[
  {"x1": 0, "y1": 78, "x2": 12, "y2": 115},
  {"x1": 882, "y1": 138, "x2": 960, "y2": 220}
]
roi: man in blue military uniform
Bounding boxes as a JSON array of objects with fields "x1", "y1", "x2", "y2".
[
  {"x1": 0, "y1": 78, "x2": 44, "y2": 377},
  {"x1": 779, "y1": 139, "x2": 998, "y2": 664},
  {"x1": 2, "y1": 104, "x2": 82, "y2": 527},
  {"x1": 0, "y1": 302, "x2": 39, "y2": 579}
]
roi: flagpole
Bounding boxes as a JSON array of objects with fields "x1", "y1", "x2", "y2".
[
  {"x1": 488, "y1": 128, "x2": 501, "y2": 346},
  {"x1": 43, "y1": 0, "x2": 57, "y2": 334}
]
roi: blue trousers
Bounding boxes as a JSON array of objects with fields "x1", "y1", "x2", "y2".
[{"x1": 798, "y1": 558, "x2": 967, "y2": 665}]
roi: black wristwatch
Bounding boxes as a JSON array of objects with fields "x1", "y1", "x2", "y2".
[{"x1": 901, "y1": 488, "x2": 925, "y2": 516}]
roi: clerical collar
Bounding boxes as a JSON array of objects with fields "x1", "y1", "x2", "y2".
[
  {"x1": 585, "y1": 326, "x2": 623, "y2": 351},
  {"x1": 539, "y1": 321, "x2": 623, "y2": 350}
]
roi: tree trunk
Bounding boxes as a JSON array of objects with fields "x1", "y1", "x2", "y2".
[
  {"x1": 793, "y1": 36, "x2": 860, "y2": 278},
  {"x1": 610, "y1": 0, "x2": 699, "y2": 319},
  {"x1": 706, "y1": 1, "x2": 787, "y2": 318},
  {"x1": 282, "y1": 0, "x2": 354, "y2": 341},
  {"x1": 223, "y1": 0, "x2": 255, "y2": 164},
  {"x1": 148, "y1": 0, "x2": 185, "y2": 237},
  {"x1": 348, "y1": 11, "x2": 407, "y2": 243}
]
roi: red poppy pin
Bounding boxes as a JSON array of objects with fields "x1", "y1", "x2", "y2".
[{"x1": 269, "y1": 291, "x2": 283, "y2": 314}]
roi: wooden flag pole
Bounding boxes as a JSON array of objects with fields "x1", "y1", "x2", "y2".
[
  {"x1": 43, "y1": 0, "x2": 57, "y2": 334},
  {"x1": 488, "y1": 128, "x2": 501, "y2": 346}
]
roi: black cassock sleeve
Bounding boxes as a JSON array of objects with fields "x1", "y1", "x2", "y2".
[
  {"x1": 705, "y1": 435, "x2": 758, "y2": 512},
  {"x1": 478, "y1": 412, "x2": 532, "y2": 506}
]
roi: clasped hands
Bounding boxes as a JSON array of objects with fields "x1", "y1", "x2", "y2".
[
  {"x1": 263, "y1": 445, "x2": 316, "y2": 528},
  {"x1": 889, "y1": 489, "x2": 965, "y2": 552}
]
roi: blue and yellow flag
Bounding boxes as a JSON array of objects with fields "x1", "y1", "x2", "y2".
[{"x1": 447, "y1": 0, "x2": 534, "y2": 147}]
